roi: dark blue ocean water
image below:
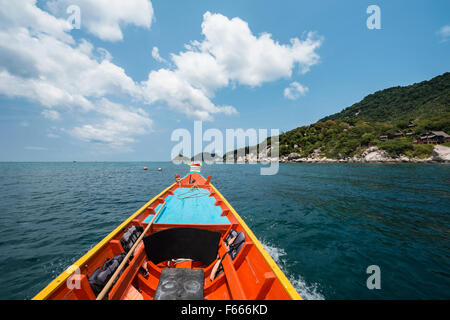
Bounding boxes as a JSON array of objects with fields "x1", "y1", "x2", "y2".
[{"x1": 0, "y1": 162, "x2": 449, "y2": 300}]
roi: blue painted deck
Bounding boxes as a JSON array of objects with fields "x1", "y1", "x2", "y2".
[{"x1": 144, "y1": 187, "x2": 230, "y2": 225}]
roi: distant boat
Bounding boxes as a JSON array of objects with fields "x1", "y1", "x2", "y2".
[
  {"x1": 33, "y1": 167, "x2": 300, "y2": 300},
  {"x1": 143, "y1": 167, "x2": 148, "y2": 171}
]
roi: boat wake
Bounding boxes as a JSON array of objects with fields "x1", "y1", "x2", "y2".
[{"x1": 262, "y1": 242, "x2": 325, "y2": 300}]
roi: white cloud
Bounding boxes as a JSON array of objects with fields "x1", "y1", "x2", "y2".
[
  {"x1": 25, "y1": 146, "x2": 48, "y2": 151},
  {"x1": 198, "y1": 12, "x2": 322, "y2": 86},
  {"x1": 284, "y1": 81, "x2": 309, "y2": 100},
  {"x1": 438, "y1": 25, "x2": 450, "y2": 42},
  {"x1": 0, "y1": 26, "x2": 138, "y2": 110},
  {"x1": 46, "y1": 0, "x2": 154, "y2": 41},
  {"x1": 70, "y1": 99, "x2": 153, "y2": 148},
  {"x1": 0, "y1": 0, "x2": 73, "y2": 43},
  {"x1": 0, "y1": 1, "x2": 149, "y2": 150},
  {"x1": 171, "y1": 50, "x2": 229, "y2": 96},
  {"x1": 142, "y1": 68, "x2": 236, "y2": 121},
  {"x1": 152, "y1": 46, "x2": 167, "y2": 63},
  {"x1": 141, "y1": 12, "x2": 321, "y2": 120},
  {"x1": 42, "y1": 109, "x2": 61, "y2": 121},
  {"x1": 47, "y1": 133, "x2": 60, "y2": 139},
  {"x1": 0, "y1": 4, "x2": 322, "y2": 150}
]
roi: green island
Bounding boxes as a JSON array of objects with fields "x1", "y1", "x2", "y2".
[{"x1": 224, "y1": 72, "x2": 450, "y2": 163}]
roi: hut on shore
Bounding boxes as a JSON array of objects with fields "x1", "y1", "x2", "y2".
[{"x1": 416, "y1": 131, "x2": 450, "y2": 144}]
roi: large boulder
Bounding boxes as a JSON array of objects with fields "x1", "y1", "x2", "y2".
[
  {"x1": 362, "y1": 146, "x2": 391, "y2": 162},
  {"x1": 311, "y1": 148, "x2": 322, "y2": 158},
  {"x1": 287, "y1": 152, "x2": 302, "y2": 160},
  {"x1": 432, "y1": 145, "x2": 450, "y2": 162}
]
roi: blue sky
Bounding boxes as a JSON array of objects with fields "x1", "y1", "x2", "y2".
[{"x1": 0, "y1": 0, "x2": 449, "y2": 161}]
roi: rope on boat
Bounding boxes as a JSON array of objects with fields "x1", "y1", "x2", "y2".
[
  {"x1": 175, "y1": 186, "x2": 210, "y2": 200},
  {"x1": 168, "y1": 258, "x2": 193, "y2": 267}
]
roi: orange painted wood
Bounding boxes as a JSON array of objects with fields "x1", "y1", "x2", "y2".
[
  {"x1": 254, "y1": 272, "x2": 276, "y2": 300},
  {"x1": 70, "y1": 274, "x2": 96, "y2": 300},
  {"x1": 108, "y1": 243, "x2": 147, "y2": 300}
]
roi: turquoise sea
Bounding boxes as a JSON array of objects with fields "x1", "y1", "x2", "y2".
[{"x1": 0, "y1": 162, "x2": 449, "y2": 299}]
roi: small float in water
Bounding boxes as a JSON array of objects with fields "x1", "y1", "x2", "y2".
[
  {"x1": 157, "y1": 168, "x2": 162, "y2": 171},
  {"x1": 33, "y1": 165, "x2": 300, "y2": 300}
]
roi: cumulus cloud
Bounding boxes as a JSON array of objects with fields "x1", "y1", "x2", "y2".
[
  {"x1": 198, "y1": 12, "x2": 322, "y2": 86},
  {"x1": 0, "y1": 0, "x2": 73, "y2": 42},
  {"x1": 170, "y1": 50, "x2": 229, "y2": 96},
  {"x1": 141, "y1": 12, "x2": 322, "y2": 119},
  {"x1": 46, "y1": 0, "x2": 154, "y2": 41},
  {"x1": 152, "y1": 46, "x2": 167, "y2": 63},
  {"x1": 437, "y1": 25, "x2": 450, "y2": 42},
  {"x1": 0, "y1": 0, "x2": 151, "y2": 149},
  {"x1": 0, "y1": 22, "x2": 139, "y2": 110},
  {"x1": 70, "y1": 99, "x2": 153, "y2": 148},
  {"x1": 141, "y1": 68, "x2": 236, "y2": 121},
  {"x1": 42, "y1": 109, "x2": 61, "y2": 121},
  {"x1": 0, "y1": 4, "x2": 322, "y2": 150},
  {"x1": 284, "y1": 82, "x2": 309, "y2": 100}
]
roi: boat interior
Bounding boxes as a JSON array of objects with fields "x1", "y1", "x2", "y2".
[{"x1": 41, "y1": 172, "x2": 294, "y2": 300}]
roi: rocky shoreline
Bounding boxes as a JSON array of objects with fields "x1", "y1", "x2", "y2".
[
  {"x1": 173, "y1": 145, "x2": 450, "y2": 164},
  {"x1": 233, "y1": 145, "x2": 450, "y2": 163}
]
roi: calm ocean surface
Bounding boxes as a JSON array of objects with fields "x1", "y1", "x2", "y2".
[{"x1": 0, "y1": 162, "x2": 449, "y2": 300}]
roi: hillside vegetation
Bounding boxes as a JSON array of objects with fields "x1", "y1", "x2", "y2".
[
  {"x1": 320, "y1": 72, "x2": 450, "y2": 122},
  {"x1": 276, "y1": 72, "x2": 450, "y2": 159},
  {"x1": 223, "y1": 72, "x2": 450, "y2": 161}
]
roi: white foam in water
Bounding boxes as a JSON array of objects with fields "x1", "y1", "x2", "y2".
[{"x1": 262, "y1": 242, "x2": 325, "y2": 300}]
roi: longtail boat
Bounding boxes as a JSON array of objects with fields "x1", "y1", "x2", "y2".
[{"x1": 33, "y1": 168, "x2": 301, "y2": 300}]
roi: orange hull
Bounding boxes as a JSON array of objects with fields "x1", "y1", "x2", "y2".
[{"x1": 33, "y1": 172, "x2": 301, "y2": 300}]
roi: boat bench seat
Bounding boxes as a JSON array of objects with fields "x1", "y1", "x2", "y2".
[{"x1": 143, "y1": 227, "x2": 221, "y2": 266}]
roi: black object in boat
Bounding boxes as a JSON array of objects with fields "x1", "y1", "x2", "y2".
[{"x1": 143, "y1": 227, "x2": 221, "y2": 266}]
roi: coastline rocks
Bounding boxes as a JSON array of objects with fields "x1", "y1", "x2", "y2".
[
  {"x1": 287, "y1": 152, "x2": 302, "y2": 160},
  {"x1": 432, "y1": 145, "x2": 450, "y2": 162},
  {"x1": 172, "y1": 155, "x2": 190, "y2": 164},
  {"x1": 229, "y1": 144, "x2": 450, "y2": 163},
  {"x1": 410, "y1": 156, "x2": 433, "y2": 163},
  {"x1": 234, "y1": 148, "x2": 279, "y2": 163},
  {"x1": 361, "y1": 146, "x2": 392, "y2": 162},
  {"x1": 279, "y1": 145, "x2": 433, "y2": 163}
]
